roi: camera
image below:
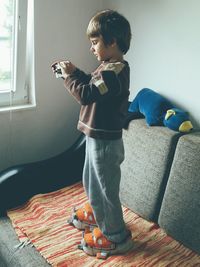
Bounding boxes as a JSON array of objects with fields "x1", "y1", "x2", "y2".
[
  {"x1": 53, "y1": 63, "x2": 63, "y2": 78},
  {"x1": 55, "y1": 63, "x2": 63, "y2": 78}
]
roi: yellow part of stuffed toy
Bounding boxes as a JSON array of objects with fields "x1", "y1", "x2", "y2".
[
  {"x1": 179, "y1": 121, "x2": 193, "y2": 133},
  {"x1": 165, "y1": 109, "x2": 176, "y2": 120}
]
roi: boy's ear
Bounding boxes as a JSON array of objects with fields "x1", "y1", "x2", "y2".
[
  {"x1": 111, "y1": 38, "x2": 117, "y2": 46},
  {"x1": 107, "y1": 37, "x2": 116, "y2": 47}
]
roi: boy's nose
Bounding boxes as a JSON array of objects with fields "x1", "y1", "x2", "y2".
[{"x1": 90, "y1": 46, "x2": 95, "y2": 52}]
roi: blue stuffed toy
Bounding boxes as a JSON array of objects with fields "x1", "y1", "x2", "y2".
[{"x1": 128, "y1": 88, "x2": 193, "y2": 132}]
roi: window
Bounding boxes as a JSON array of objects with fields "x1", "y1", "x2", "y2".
[{"x1": 0, "y1": 0, "x2": 35, "y2": 110}]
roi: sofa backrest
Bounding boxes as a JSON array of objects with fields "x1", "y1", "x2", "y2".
[
  {"x1": 120, "y1": 118, "x2": 182, "y2": 222},
  {"x1": 158, "y1": 132, "x2": 200, "y2": 254}
]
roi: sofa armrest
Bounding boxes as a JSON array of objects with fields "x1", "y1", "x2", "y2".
[{"x1": 0, "y1": 134, "x2": 85, "y2": 214}]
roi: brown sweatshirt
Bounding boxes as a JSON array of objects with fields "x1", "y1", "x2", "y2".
[{"x1": 64, "y1": 61, "x2": 130, "y2": 140}]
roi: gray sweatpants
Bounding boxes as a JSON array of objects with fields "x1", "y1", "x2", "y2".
[{"x1": 83, "y1": 136, "x2": 129, "y2": 243}]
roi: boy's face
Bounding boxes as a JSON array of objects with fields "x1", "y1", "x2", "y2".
[{"x1": 89, "y1": 36, "x2": 119, "y2": 62}]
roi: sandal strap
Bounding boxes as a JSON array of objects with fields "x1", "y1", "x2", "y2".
[
  {"x1": 92, "y1": 228, "x2": 114, "y2": 248},
  {"x1": 84, "y1": 202, "x2": 93, "y2": 213},
  {"x1": 76, "y1": 202, "x2": 96, "y2": 224},
  {"x1": 93, "y1": 227, "x2": 103, "y2": 239}
]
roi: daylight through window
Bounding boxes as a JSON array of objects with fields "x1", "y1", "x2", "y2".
[
  {"x1": 0, "y1": 0, "x2": 15, "y2": 92},
  {"x1": 0, "y1": 0, "x2": 35, "y2": 110}
]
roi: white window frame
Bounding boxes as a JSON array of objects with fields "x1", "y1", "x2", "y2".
[{"x1": 0, "y1": 0, "x2": 36, "y2": 111}]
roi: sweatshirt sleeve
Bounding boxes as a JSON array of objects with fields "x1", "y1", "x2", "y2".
[
  {"x1": 64, "y1": 62, "x2": 128, "y2": 105},
  {"x1": 64, "y1": 68, "x2": 102, "y2": 105}
]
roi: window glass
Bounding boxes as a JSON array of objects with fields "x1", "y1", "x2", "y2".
[
  {"x1": 0, "y1": 0, "x2": 15, "y2": 92},
  {"x1": 0, "y1": 0, "x2": 35, "y2": 110}
]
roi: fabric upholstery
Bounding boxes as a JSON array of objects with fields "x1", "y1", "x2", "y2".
[
  {"x1": 158, "y1": 132, "x2": 200, "y2": 254},
  {"x1": 120, "y1": 119, "x2": 181, "y2": 221},
  {"x1": 0, "y1": 217, "x2": 49, "y2": 267},
  {"x1": 1, "y1": 119, "x2": 199, "y2": 266}
]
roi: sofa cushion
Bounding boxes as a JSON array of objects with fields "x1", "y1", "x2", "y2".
[
  {"x1": 120, "y1": 119, "x2": 181, "y2": 221},
  {"x1": 0, "y1": 216, "x2": 49, "y2": 267},
  {"x1": 158, "y1": 132, "x2": 200, "y2": 254}
]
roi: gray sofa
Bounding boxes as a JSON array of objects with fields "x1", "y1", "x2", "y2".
[
  {"x1": 0, "y1": 118, "x2": 199, "y2": 266},
  {"x1": 120, "y1": 119, "x2": 200, "y2": 254}
]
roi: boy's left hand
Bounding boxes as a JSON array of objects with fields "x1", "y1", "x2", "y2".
[
  {"x1": 51, "y1": 60, "x2": 76, "y2": 79},
  {"x1": 59, "y1": 61, "x2": 76, "y2": 76}
]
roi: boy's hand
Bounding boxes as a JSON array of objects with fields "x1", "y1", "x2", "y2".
[
  {"x1": 51, "y1": 60, "x2": 76, "y2": 79},
  {"x1": 60, "y1": 61, "x2": 76, "y2": 75}
]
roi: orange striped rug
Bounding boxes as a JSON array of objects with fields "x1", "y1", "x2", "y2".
[{"x1": 7, "y1": 182, "x2": 200, "y2": 267}]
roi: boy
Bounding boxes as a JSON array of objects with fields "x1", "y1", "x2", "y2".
[{"x1": 52, "y1": 9, "x2": 133, "y2": 259}]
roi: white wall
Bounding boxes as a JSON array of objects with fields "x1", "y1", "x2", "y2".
[
  {"x1": 0, "y1": 0, "x2": 103, "y2": 171},
  {"x1": 104, "y1": 0, "x2": 200, "y2": 128},
  {"x1": 1, "y1": 0, "x2": 200, "y2": 172}
]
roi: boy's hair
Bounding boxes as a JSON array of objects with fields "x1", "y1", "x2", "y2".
[{"x1": 87, "y1": 10, "x2": 131, "y2": 54}]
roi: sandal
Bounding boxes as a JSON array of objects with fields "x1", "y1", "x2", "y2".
[
  {"x1": 68, "y1": 202, "x2": 97, "y2": 230},
  {"x1": 79, "y1": 227, "x2": 134, "y2": 259}
]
